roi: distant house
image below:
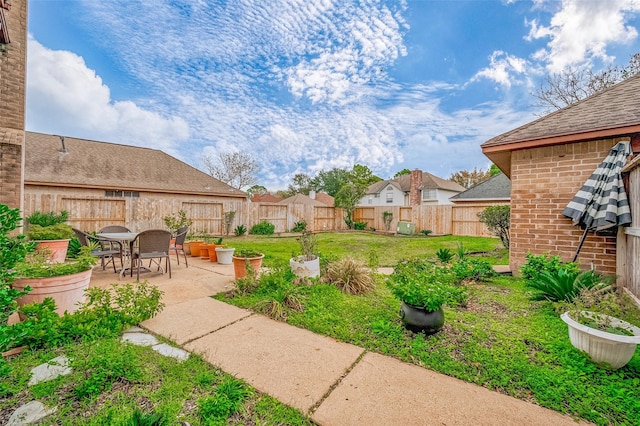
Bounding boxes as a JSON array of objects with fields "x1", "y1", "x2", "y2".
[
  {"x1": 24, "y1": 132, "x2": 247, "y2": 233},
  {"x1": 481, "y1": 73, "x2": 640, "y2": 279},
  {"x1": 359, "y1": 169, "x2": 465, "y2": 206},
  {"x1": 279, "y1": 193, "x2": 325, "y2": 207},
  {"x1": 251, "y1": 193, "x2": 282, "y2": 203},
  {"x1": 449, "y1": 173, "x2": 511, "y2": 204}
]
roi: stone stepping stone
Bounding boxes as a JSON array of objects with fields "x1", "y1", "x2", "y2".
[
  {"x1": 7, "y1": 401, "x2": 57, "y2": 425},
  {"x1": 121, "y1": 332, "x2": 159, "y2": 346},
  {"x1": 28, "y1": 356, "x2": 71, "y2": 386},
  {"x1": 152, "y1": 343, "x2": 189, "y2": 361}
]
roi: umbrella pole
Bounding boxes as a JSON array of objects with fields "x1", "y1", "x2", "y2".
[{"x1": 572, "y1": 228, "x2": 590, "y2": 262}]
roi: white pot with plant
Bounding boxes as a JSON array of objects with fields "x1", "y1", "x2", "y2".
[{"x1": 290, "y1": 230, "x2": 320, "y2": 278}]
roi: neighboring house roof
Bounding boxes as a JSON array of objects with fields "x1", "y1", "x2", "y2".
[
  {"x1": 279, "y1": 193, "x2": 325, "y2": 206},
  {"x1": 313, "y1": 192, "x2": 334, "y2": 207},
  {"x1": 24, "y1": 132, "x2": 246, "y2": 197},
  {"x1": 450, "y1": 173, "x2": 511, "y2": 201},
  {"x1": 482, "y1": 73, "x2": 640, "y2": 176},
  {"x1": 366, "y1": 172, "x2": 465, "y2": 195},
  {"x1": 251, "y1": 193, "x2": 282, "y2": 203}
]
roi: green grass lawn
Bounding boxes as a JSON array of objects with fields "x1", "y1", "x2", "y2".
[
  {"x1": 214, "y1": 232, "x2": 508, "y2": 267},
  {"x1": 216, "y1": 257, "x2": 640, "y2": 425}
]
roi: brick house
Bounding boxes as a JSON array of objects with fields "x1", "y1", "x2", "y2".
[
  {"x1": 482, "y1": 74, "x2": 640, "y2": 276},
  {"x1": 0, "y1": 0, "x2": 27, "y2": 210},
  {"x1": 359, "y1": 169, "x2": 465, "y2": 207}
]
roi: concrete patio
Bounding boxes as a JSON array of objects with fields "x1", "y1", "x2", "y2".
[{"x1": 89, "y1": 256, "x2": 583, "y2": 425}]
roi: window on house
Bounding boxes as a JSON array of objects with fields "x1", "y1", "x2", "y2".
[
  {"x1": 422, "y1": 189, "x2": 436, "y2": 200},
  {"x1": 386, "y1": 186, "x2": 393, "y2": 203},
  {"x1": 105, "y1": 190, "x2": 140, "y2": 198}
]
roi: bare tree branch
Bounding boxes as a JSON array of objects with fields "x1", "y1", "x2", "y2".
[{"x1": 202, "y1": 152, "x2": 259, "y2": 190}]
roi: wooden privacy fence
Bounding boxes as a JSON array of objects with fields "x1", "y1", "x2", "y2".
[
  {"x1": 22, "y1": 188, "x2": 499, "y2": 239},
  {"x1": 618, "y1": 159, "x2": 640, "y2": 300}
]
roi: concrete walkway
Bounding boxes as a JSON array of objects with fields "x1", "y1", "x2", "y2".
[{"x1": 90, "y1": 257, "x2": 582, "y2": 425}]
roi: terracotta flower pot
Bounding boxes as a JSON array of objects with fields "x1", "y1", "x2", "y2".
[
  {"x1": 232, "y1": 254, "x2": 264, "y2": 279},
  {"x1": 35, "y1": 239, "x2": 70, "y2": 263},
  {"x1": 208, "y1": 244, "x2": 223, "y2": 262},
  {"x1": 13, "y1": 269, "x2": 93, "y2": 316},
  {"x1": 183, "y1": 241, "x2": 192, "y2": 255},
  {"x1": 200, "y1": 245, "x2": 210, "y2": 259},
  {"x1": 190, "y1": 241, "x2": 204, "y2": 257}
]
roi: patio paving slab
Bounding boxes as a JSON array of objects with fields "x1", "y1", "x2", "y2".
[
  {"x1": 312, "y1": 352, "x2": 581, "y2": 426},
  {"x1": 141, "y1": 297, "x2": 252, "y2": 345},
  {"x1": 184, "y1": 315, "x2": 364, "y2": 413}
]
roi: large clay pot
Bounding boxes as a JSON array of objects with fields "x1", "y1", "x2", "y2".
[
  {"x1": 200, "y1": 245, "x2": 210, "y2": 259},
  {"x1": 35, "y1": 239, "x2": 70, "y2": 263},
  {"x1": 290, "y1": 255, "x2": 320, "y2": 278},
  {"x1": 232, "y1": 254, "x2": 264, "y2": 279},
  {"x1": 183, "y1": 241, "x2": 192, "y2": 255},
  {"x1": 400, "y1": 302, "x2": 444, "y2": 334},
  {"x1": 190, "y1": 241, "x2": 204, "y2": 257},
  {"x1": 13, "y1": 269, "x2": 93, "y2": 316},
  {"x1": 208, "y1": 244, "x2": 223, "y2": 262}
]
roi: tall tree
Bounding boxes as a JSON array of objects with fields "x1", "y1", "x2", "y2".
[
  {"x1": 533, "y1": 53, "x2": 640, "y2": 112},
  {"x1": 334, "y1": 183, "x2": 363, "y2": 229},
  {"x1": 350, "y1": 164, "x2": 382, "y2": 188},
  {"x1": 489, "y1": 164, "x2": 502, "y2": 176},
  {"x1": 246, "y1": 185, "x2": 267, "y2": 198},
  {"x1": 202, "y1": 152, "x2": 258, "y2": 190},
  {"x1": 394, "y1": 168, "x2": 411, "y2": 178},
  {"x1": 285, "y1": 173, "x2": 314, "y2": 196},
  {"x1": 449, "y1": 167, "x2": 491, "y2": 189},
  {"x1": 314, "y1": 168, "x2": 350, "y2": 197}
]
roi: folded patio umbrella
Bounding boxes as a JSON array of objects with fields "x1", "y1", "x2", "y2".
[{"x1": 562, "y1": 140, "x2": 632, "y2": 261}]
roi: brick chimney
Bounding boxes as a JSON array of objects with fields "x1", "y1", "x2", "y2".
[{"x1": 409, "y1": 169, "x2": 422, "y2": 206}]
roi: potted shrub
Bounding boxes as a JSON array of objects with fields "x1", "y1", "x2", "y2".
[
  {"x1": 559, "y1": 285, "x2": 640, "y2": 369},
  {"x1": 0, "y1": 204, "x2": 37, "y2": 325},
  {"x1": 232, "y1": 249, "x2": 264, "y2": 279},
  {"x1": 290, "y1": 231, "x2": 320, "y2": 278},
  {"x1": 12, "y1": 246, "x2": 98, "y2": 316},
  {"x1": 387, "y1": 258, "x2": 467, "y2": 334},
  {"x1": 26, "y1": 210, "x2": 74, "y2": 263},
  {"x1": 207, "y1": 237, "x2": 224, "y2": 262}
]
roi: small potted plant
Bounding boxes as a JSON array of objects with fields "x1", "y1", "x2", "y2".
[
  {"x1": 215, "y1": 245, "x2": 235, "y2": 264},
  {"x1": 232, "y1": 249, "x2": 264, "y2": 279},
  {"x1": 26, "y1": 210, "x2": 75, "y2": 263},
  {"x1": 387, "y1": 258, "x2": 467, "y2": 334},
  {"x1": 12, "y1": 245, "x2": 98, "y2": 316},
  {"x1": 207, "y1": 237, "x2": 224, "y2": 262},
  {"x1": 290, "y1": 230, "x2": 320, "y2": 278},
  {"x1": 559, "y1": 284, "x2": 640, "y2": 369}
]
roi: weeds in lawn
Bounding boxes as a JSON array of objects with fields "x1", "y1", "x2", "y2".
[
  {"x1": 198, "y1": 376, "x2": 251, "y2": 423},
  {"x1": 257, "y1": 284, "x2": 305, "y2": 321},
  {"x1": 435, "y1": 248, "x2": 453, "y2": 264}
]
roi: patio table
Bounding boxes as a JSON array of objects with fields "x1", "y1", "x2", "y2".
[{"x1": 97, "y1": 232, "x2": 137, "y2": 279}]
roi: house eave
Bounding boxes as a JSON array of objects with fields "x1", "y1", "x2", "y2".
[{"x1": 25, "y1": 181, "x2": 247, "y2": 198}]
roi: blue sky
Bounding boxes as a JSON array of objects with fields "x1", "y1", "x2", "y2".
[{"x1": 26, "y1": 0, "x2": 640, "y2": 190}]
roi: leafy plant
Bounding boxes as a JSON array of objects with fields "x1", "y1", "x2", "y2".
[
  {"x1": 27, "y1": 223, "x2": 75, "y2": 241},
  {"x1": 14, "y1": 246, "x2": 97, "y2": 278},
  {"x1": 382, "y1": 211, "x2": 393, "y2": 231},
  {"x1": 455, "y1": 242, "x2": 468, "y2": 260},
  {"x1": 26, "y1": 210, "x2": 69, "y2": 227},
  {"x1": 353, "y1": 221, "x2": 367, "y2": 230},
  {"x1": 256, "y1": 284, "x2": 304, "y2": 321},
  {"x1": 234, "y1": 249, "x2": 263, "y2": 258},
  {"x1": 250, "y1": 220, "x2": 275, "y2": 235},
  {"x1": 125, "y1": 408, "x2": 169, "y2": 426},
  {"x1": 323, "y1": 257, "x2": 375, "y2": 295},
  {"x1": 224, "y1": 211, "x2": 236, "y2": 236},
  {"x1": 477, "y1": 205, "x2": 510, "y2": 248},
  {"x1": 421, "y1": 229, "x2": 432, "y2": 236},
  {"x1": 387, "y1": 258, "x2": 467, "y2": 311},
  {"x1": 450, "y1": 258, "x2": 496, "y2": 283},
  {"x1": 291, "y1": 220, "x2": 307, "y2": 232},
  {"x1": 435, "y1": 248, "x2": 453, "y2": 264},
  {"x1": 234, "y1": 224, "x2": 247, "y2": 236},
  {"x1": 527, "y1": 268, "x2": 608, "y2": 302},
  {"x1": 0, "y1": 204, "x2": 37, "y2": 324},
  {"x1": 198, "y1": 377, "x2": 251, "y2": 423},
  {"x1": 214, "y1": 237, "x2": 224, "y2": 245},
  {"x1": 294, "y1": 230, "x2": 318, "y2": 261},
  {"x1": 520, "y1": 253, "x2": 579, "y2": 285},
  {"x1": 162, "y1": 209, "x2": 192, "y2": 235}
]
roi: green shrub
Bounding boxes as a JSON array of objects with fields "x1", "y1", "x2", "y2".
[
  {"x1": 421, "y1": 229, "x2": 432, "y2": 236},
  {"x1": 450, "y1": 258, "x2": 496, "y2": 283},
  {"x1": 26, "y1": 210, "x2": 69, "y2": 227},
  {"x1": 250, "y1": 221, "x2": 275, "y2": 235},
  {"x1": 198, "y1": 377, "x2": 250, "y2": 423},
  {"x1": 291, "y1": 220, "x2": 307, "y2": 232},
  {"x1": 27, "y1": 223, "x2": 75, "y2": 241},
  {"x1": 162, "y1": 209, "x2": 192, "y2": 235},
  {"x1": 435, "y1": 248, "x2": 453, "y2": 264},
  {"x1": 353, "y1": 221, "x2": 367, "y2": 230},
  {"x1": 477, "y1": 205, "x2": 510, "y2": 248},
  {"x1": 234, "y1": 224, "x2": 247, "y2": 236},
  {"x1": 520, "y1": 253, "x2": 579, "y2": 284},
  {"x1": 527, "y1": 269, "x2": 608, "y2": 302}
]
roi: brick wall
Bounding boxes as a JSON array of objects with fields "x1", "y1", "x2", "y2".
[
  {"x1": 510, "y1": 138, "x2": 625, "y2": 276},
  {"x1": 0, "y1": 0, "x2": 27, "y2": 209},
  {"x1": 409, "y1": 169, "x2": 422, "y2": 206}
]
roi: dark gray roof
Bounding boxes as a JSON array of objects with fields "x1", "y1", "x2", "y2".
[
  {"x1": 450, "y1": 173, "x2": 511, "y2": 201},
  {"x1": 25, "y1": 132, "x2": 246, "y2": 197},
  {"x1": 366, "y1": 171, "x2": 465, "y2": 195}
]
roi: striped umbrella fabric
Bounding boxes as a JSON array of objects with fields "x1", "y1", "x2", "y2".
[{"x1": 562, "y1": 141, "x2": 632, "y2": 260}]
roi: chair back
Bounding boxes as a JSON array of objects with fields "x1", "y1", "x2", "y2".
[
  {"x1": 174, "y1": 226, "x2": 189, "y2": 246},
  {"x1": 135, "y1": 229, "x2": 172, "y2": 254},
  {"x1": 100, "y1": 225, "x2": 131, "y2": 233},
  {"x1": 72, "y1": 228, "x2": 91, "y2": 247}
]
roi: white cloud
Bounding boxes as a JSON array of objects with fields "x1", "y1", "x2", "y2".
[
  {"x1": 526, "y1": 0, "x2": 640, "y2": 72},
  {"x1": 26, "y1": 37, "x2": 189, "y2": 155},
  {"x1": 472, "y1": 51, "x2": 530, "y2": 87}
]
